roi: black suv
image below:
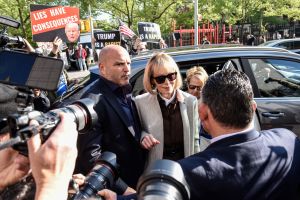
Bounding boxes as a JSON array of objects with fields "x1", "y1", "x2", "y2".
[{"x1": 65, "y1": 46, "x2": 300, "y2": 136}]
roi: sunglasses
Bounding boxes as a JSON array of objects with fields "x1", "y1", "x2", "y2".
[
  {"x1": 188, "y1": 85, "x2": 203, "y2": 91},
  {"x1": 152, "y1": 72, "x2": 177, "y2": 84}
]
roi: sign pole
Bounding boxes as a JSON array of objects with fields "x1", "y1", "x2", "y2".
[
  {"x1": 194, "y1": 0, "x2": 198, "y2": 46},
  {"x1": 89, "y1": 4, "x2": 95, "y2": 57}
]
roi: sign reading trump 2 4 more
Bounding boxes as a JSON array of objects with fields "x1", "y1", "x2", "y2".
[
  {"x1": 138, "y1": 22, "x2": 161, "y2": 42},
  {"x1": 94, "y1": 31, "x2": 121, "y2": 49},
  {"x1": 30, "y1": 4, "x2": 79, "y2": 42}
]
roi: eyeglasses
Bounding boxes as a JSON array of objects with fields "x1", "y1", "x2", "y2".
[
  {"x1": 152, "y1": 72, "x2": 177, "y2": 84},
  {"x1": 188, "y1": 85, "x2": 203, "y2": 91}
]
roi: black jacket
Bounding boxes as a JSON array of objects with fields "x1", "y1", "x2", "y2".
[
  {"x1": 33, "y1": 93, "x2": 50, "y2": 113},
  {"x1": 178, "y1": 128, "x2": 300, "y2": 200},
  {"x1": 75, "y1": 78, "x2": 147, "y2": 188}
]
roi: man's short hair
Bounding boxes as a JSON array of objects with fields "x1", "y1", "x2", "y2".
[
  {"x1": 201, "y1": 68, "x2": 254, "y2": 128},
  {"x1": 65, "y1": 22, "x2": 79, "y2": 32}
]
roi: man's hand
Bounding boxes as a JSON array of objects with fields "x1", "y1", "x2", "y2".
[
  {"x1": 27, "y1": 113, "x2": 78, "y2": 200},
  {"x1": 98, "y1": 189, "x2": 117, "y2": 200},
  {"x1": 141, "y1": 135, "x2": 160, "y2": 150},
  {"x1": 23, "y1": 38, "x2": 35, "y2": 52},
  {"x1": 0, "y1": 138, "x2": 30, "y2": 190},
  {"x1": 51, "y1": 36, "x2": 63, "y2": 55},
  {"x1": 72, "y1": 173, "x2": 85, "y2": 186}
]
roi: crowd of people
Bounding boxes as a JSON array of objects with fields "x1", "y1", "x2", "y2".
[{"x1": 0, "y1": 43, "x2": 299, "y2": 200}]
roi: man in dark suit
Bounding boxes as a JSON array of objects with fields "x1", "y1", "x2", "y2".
[
  {"x1": 95, "y1": 68, "x2": 300, "y2": 200},
  {"x1": 177, "y1": 68, "x2": 300, "y2": 200},
  {"x1": 75, "y1": 45, "x2": 146, "y2": 188}
]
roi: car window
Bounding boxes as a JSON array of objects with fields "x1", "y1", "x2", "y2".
[
  {"x1": 249, "y1": 59, "x2": 300, "y2": 97},
  {"x1": 275, "y1": 42, "x2": 292, "y2": 50},
  {"x1": 131, "y1": 58, "x2": 233, "y2": 96},
  {"x1": 294, "y1": 41, "x2": 300, "y2": 49}
]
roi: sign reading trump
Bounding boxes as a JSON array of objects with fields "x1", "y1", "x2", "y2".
[
  {"x1": 94, "y1": 31, "x2": 121, "y2": 49},
  {"x1": 30, "y1": 4, "x2": 80, "y2": 42},
  {"x1": 137, "y1": 22, "x2": 161, "y2": 42}
]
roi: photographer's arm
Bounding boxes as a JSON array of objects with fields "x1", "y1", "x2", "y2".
[
  {"x1": 23, "y1": 39, "x2": 35, "y2": 53},
  {"x1": 27, "y1": 113, "x2": 78, "y2": 200}
]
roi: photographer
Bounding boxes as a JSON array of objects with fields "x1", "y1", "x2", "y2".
[
  {"x1": 33, "y1": 88, "x2": 50, "y2": 113},
  {"x1": 0, "y1": 84, "x2": 78, "y2": 200}
]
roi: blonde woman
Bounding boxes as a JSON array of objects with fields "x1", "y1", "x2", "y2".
[
  {"x1": 186, "y1": 66, "x2": 208, "y2": 100},
  {"x1": 186, "y1": 66, "x2": 210, "y2": 151},
  {"x1": 134, "y1": 52, "x2": 200, "y2": 169}
]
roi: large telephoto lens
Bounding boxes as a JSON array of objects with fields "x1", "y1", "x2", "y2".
[
  {"x1": 71, "y1": 152, "x2": 119, "y2": 200},
  {"x1": 137, "y1": 159, "x2": 190, "y2": 200},
  {"x1": 50, "y1": 98, "x2": 97, "y2": 132}
]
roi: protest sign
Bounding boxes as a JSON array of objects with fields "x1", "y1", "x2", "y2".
[
  {"x1": 30, "y1": 4, "x2": 80, "y2": 42},
  {"x1": 94, "y1": 31, "x2": 121, "y2": 49},
  {"x1": 137, "y1": 22, "x2": 161, "y2": 42}
]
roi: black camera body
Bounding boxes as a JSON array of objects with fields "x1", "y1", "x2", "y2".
[
  {"x1": 7, "y1": 95, "x2": 97, "y2": 155},
  {"x1": 71, "y1": 152, "x2": 119, "y2": 200},
  {"x1": 0, "y1": 15, "x2": 24, "y2": 48}
]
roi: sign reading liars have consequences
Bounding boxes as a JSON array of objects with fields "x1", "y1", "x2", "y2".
[{"x1": 30, "y1": 4, "x2": 79, "y2": 42}]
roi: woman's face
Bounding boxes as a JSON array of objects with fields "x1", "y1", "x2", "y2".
[
  {"x1": 187, "y1": 75, "x2": 203, "y2": 99},
  {"x1": 152, "y1": 65, "x2": 177, "y2": 99}
]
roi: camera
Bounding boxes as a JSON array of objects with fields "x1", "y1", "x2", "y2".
[
  {"x1": 137, "y1": 159, "x2": 190, "y2": 200},
  {"x1": 0, "y1": 15, "x2": 25, "y2": 48},
  {"x1": 7, "y1": 97, "x2": 97, "y2": 155},
  {"x1": 71, "y1": 152, "x2": 119, "y2": 200}
]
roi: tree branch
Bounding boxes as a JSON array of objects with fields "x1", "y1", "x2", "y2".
[{"x1": 151, "y1": 1, "x2": 176, "y2": 22}]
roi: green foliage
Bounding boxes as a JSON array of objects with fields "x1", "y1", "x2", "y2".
[{"x1": 1, "y1": 0, "x2": 300, "y2": 45}]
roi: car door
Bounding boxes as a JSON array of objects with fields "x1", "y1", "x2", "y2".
[{"x1": 244, "y1": 58, "x2": 300, "y2": 136}]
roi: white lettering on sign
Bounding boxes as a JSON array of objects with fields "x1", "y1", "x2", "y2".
[
  {"x1": 49, "y1": 7, "x2": 66, "y2": 16},
  {"x1": 143, "y1": 26, "x2": 156, "y2": 32},
  {"x1": 33, "y1": 11, "x2": 47, "y2": 20},
  {"x1": 96, "y1": 33, "x2": 116, "y2": 40},
  {"x1": 144, "y1": 33, "x2": 160, "y2": 40}
]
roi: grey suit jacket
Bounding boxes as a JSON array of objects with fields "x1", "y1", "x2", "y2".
[{"x1": 134, "y1": 89, "x2": 200, "y2": 168}]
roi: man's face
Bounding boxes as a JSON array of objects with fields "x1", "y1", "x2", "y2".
[
  {"x1": 33, "y1": 89, "x2": 40, "y2": 97},
  {"x1": 65, "y1": 24, "x2": 80, "y2": 43},
  {"x1": 100, "y1": 48, "x2": 131, "y2": 86}
]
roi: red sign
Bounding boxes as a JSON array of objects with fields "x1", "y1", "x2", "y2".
[{"x1": 30, "y1": 5, "x2": 79, "y2": 35}]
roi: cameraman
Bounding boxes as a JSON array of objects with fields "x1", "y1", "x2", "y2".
[{"x1": 0, "y1": 83, "x2": 78, "y2": 200}]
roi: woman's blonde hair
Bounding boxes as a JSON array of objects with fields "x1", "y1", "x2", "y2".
[
  {"x1": 143, "y1": 52, "x2": 182, "y2": 94},
  {"x1": 186, "y1": 66, "x2": 208, "y2": 86}
]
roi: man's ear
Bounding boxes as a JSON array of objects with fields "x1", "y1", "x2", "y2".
[
  {"x1": 99, "y1": 63, "x2": 105, "y2": 75},
  {"x1": 199, "y1": 103, "x2": 208, "y2": 121}
]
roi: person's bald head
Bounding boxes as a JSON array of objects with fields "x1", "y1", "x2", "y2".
[
  {"x1": 98, "y1": 45, "x2": 128, "y2": 64},
  {"x1": 98, "y1": 45, "x2": 131, "y2": 86}
]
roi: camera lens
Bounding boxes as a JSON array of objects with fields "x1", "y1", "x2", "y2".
[
  {"x1": 137, "y1": 159, "x2": 190, "y2": 200},
  {"x1": 50, "y1": 98, "x2": 97, "y2": 132},
  {"x1": 71, "y1": 152, "x2": 119, "y2": 200}
]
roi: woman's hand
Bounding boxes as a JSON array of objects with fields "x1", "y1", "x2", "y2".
[{"x1": 141, "y1": 135, "x2": 160, "y2": 150}]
